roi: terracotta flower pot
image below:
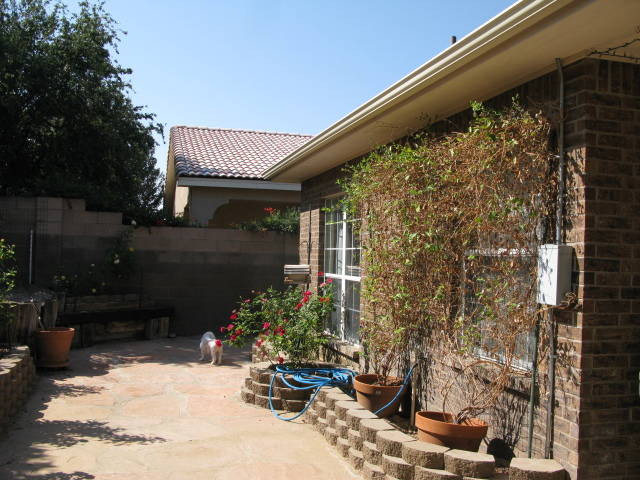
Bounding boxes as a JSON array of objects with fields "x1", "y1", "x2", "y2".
[
  {"x1": 35, "y1": 327, "x2": 75, "y2": 368},
  {"x1": 415, "y1": 410, "x2": 488, "y2": 452},
  {"x1": 353, "y1": 373, "x2": 406, "y2": 418}
]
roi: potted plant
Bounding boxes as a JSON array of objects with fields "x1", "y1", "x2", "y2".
[
  {"x1": 34, "y1": 291, "x2": 75, "y2": 368},
  {"x1": 352, "y1": 313, "x2": 409, "y2": 418}
]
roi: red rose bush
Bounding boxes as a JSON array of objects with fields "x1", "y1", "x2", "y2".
[{"x1": 221, "y1": 283, "x2": 334, "y2": 366}]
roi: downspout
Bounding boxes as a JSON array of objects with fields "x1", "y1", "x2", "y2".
[
  {"x1": 306, "y1": 202, "x2": 312, "y2": 291},
  {"x1": 545, "y1": 57, "x2": 565, "y2": 459},
  {"x1": 526, "y1": 318, "x2": 540, "y2": 457}
]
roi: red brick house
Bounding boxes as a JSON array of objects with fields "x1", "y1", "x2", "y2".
[{"x1": 264, "y1": 1, "x2": 640, "y2": 478}]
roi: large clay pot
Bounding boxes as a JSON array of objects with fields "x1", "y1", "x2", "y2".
[
  {"x1": 353, "y1": 373, "x2": 405, "y2": 418},
  {"x1": 35, "y1": 327, "x2": 75, "y2": 368},
  {"x1": 415, "y1": 410, "x2": 488, "y2": 452}
]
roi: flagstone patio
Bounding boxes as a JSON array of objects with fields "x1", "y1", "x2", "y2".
[{"x1": 0, "y1": 337, "x2": 357, "y2": 479}]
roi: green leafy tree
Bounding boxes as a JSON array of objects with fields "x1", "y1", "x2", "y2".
[
  {"x1": 0, "y1": 0, "x2": 163, "y2": 220},
  {"x1": 0, "y1": 239, "x2": 17, "y2": 348}
]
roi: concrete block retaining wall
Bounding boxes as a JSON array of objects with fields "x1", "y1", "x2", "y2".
[
  {"x1": 240, "y1": 364, "x2": 568, "y2": 479},
  {"x1": 301, "y1": 386, "x2": 568, "y2": 480},
  {"x1": 0, "y1": 196, "x2": 298, "y2": 335},
  {"x1": 0, "y1": 347, "x2": 36, "y2": 431}
]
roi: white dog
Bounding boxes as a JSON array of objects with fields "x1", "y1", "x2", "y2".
[{"x1": 199, "y1": 331, "x2": 223, "y2": 365}]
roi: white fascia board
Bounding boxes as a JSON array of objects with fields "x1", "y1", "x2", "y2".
[
  {"x1": 176, "y1": 176, "x2": 301, "y2": 191},
  {"x1": 262, "y1": 0, "x2": 575, "y2": 181}
]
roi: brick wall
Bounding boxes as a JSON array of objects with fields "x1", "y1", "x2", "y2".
[
  {"x1": 0, "y1": 197, "x2": 298, "y2": 336},
  {"x1": 567, "y1": 59, "x2": 640, "y2": 480},
  {"x1": 297, "y1": 58, "x2": 639, "y2": 479}
]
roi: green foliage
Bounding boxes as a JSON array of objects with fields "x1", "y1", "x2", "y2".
[
  {"x1": 0, "y1": 0, "x2": 163, "y2": 220},
  {"x1": 222, "y1": 282, "x2": 334, "y2": 366},
  {"x1": 0, "y1": 239, "x2": 17, "y2": 345},
  {"x1": 236, "y1": 207, "x2": 299, "y2": 234},
  {"x1": 52, "y1": 227, "x2": 137, "y2": 294},
  {"x1": 341, "y1": 101, "x2": 554, "y2": 419}
]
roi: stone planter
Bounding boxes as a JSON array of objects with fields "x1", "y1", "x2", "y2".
[
  {"x1": 302, "y1": 386, "x2": 567, "y2": 480},
  {"x1": 241, "y1": 362, "x2": 313, "y2": 412}
]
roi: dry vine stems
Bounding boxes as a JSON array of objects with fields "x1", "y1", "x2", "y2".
[{"x1": 341, "y1": 101, "x2": 557, "y2": 424}]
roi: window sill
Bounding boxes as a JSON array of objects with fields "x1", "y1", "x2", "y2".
[{"x1": 321, "y1": 335, "x2": 362, "y2": 367}]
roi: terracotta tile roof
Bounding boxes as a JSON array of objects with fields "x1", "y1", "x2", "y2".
[{"x1": 170, "y1": 126, "x2": 312, "y2": 179}]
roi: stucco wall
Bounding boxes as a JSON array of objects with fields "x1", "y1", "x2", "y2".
[{"x1": 187, "y1": 186, "x2": 300, "y2": 227}]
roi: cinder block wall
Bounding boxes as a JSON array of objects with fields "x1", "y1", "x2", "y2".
[
  {"x1": 0, "y1": 197, "x2": 298, "y2": 335},
  {"x1": 298, "y1": 58, "x2": 640, "y2": 480}
]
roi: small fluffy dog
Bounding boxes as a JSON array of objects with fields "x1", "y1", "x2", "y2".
[{"x1": 199, "y1": 331, "x2": 223, "y2": 365}]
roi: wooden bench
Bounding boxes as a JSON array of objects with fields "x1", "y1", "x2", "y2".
[{"x1": 58, "y1": 305, "x2": 174, "y2": 348}]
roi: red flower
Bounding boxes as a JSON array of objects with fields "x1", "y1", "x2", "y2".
[
  {"x1": 219, "y1": 326, "x2": 227, "y2": 333},
  {"x1": 277, "y1": 356, "x2": 284, "y2": 364},
  {"x1": 294, "y1": 302, "x2": 303, "y2": 310},
  {"x1": 264, "y1": 207, "x2": 275, "y2": 214},
  {"x1": 319, "y1": 297, "x2": 330, "y2": 303},
  {"x1": 317, "y1": 271, "x2": 324, "y2": 276},
  {"x1": 304, "y1": 290, "x2": 312, "y2": 297},
  {"x1": 255, "y1": 339, "x2": 263, "y2": 347},
  {"x1": 326, "y1": 278, "x2": 334, "y2": 284},
  {"x1": 235, "y1": 328, "x2": 243, "y2": 335},
  {"x1": 215, "y1": 340, "x2": 223, "y2": 347},
  {"x1": 230, "y1": 334, "x2": 237, "y2": 341},
  {"x1": 273, "y1": 326, "x2": 286, "y2": 336},
  {"x1": 230, "y1": 313, "x2": 238, "y2": 320},
  {"x1": 262, "y1": 322, "x2": 271, "y2": 330},
  {"x1": 227, "y1": 324, "x2": 235, "y2": 330},
  {"x1": 243, "y1": 298, "x2": 251, "y2": 303}
]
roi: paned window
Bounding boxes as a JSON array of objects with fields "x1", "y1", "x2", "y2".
[
  {"x1": 323, "y1": 198, "x2": 361, "y2": 343},
  {"x1": 463, "y1": 249, "x2": 536, "y2": 371}
]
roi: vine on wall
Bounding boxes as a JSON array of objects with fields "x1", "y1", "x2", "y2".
[{"x1": 341, "y1": 102, "x2": 556, "y2": 421}]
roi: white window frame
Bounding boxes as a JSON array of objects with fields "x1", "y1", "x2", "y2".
[
  {"x1": 462, "y1": 248, "x2": 536, "y2": 372},
  {"x1": 323, "y1": 198, "x2": 361, "y2": 344}
]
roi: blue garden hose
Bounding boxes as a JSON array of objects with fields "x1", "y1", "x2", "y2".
[
  {"x1": 268, "y1": 363, "x2": 416, "y2": 421},
  {"x1": 267, "y1": 365, "x2": 356, "y2": 421}
]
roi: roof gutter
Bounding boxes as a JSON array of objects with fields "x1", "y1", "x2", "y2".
[{"x1": 263, "y1": 0, "x2": 574, "y2": 180}]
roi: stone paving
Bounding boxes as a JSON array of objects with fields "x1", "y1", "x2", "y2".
[{"x1": 0, "y1": 337, "x2": 357, "y2": 479}]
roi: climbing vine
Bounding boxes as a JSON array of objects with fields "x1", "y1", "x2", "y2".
[{"x1": 341, "y1": 101, "x2": 556, "y2": 421}]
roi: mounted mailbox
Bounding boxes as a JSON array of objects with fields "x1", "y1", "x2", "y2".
[
  {"x1": 284, "y1": 264, "x2": 310, "y2": 285},
  {"x1": 537, "y1": 244, "x2": 573, "y2": 306}
]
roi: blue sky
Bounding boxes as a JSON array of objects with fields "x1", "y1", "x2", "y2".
[{"x1": 98, "y1": 0, "x2": 515, "y2": 175}]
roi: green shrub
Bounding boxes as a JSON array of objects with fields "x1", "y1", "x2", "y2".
[
  {"x1": 222, "y1": 282, "x2": 334, "y2": 366},
  {"x1": 236, "y1": 207, "x2": 299, "y2": 234}
]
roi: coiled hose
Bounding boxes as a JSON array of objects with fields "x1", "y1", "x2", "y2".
[
  {"x1": 268, "y1": 366, "x2": 356, "y2": 421},
  {"x1": 268, "y1": 364, "x2": 416, "y2": 421}
]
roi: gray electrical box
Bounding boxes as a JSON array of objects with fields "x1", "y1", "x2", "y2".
[{"x1": 537, "y1": 244, "x2": 573, "y2": 306}]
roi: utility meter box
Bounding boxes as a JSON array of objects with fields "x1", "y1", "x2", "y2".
[{"x1": 537, "y1": 244, "x2": 573, "y2": 306}]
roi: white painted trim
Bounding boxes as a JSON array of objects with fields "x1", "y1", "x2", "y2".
[{"x1": 176, "y1": 176, "x2": 301, "y2": 191}]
